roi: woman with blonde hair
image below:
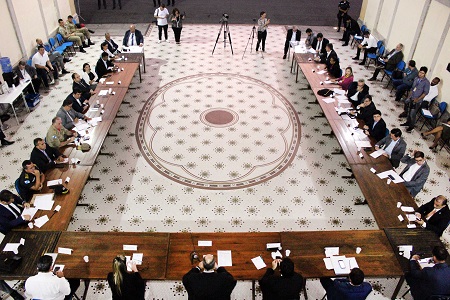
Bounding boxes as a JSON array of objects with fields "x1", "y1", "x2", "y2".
[{"x1": 107, "y1": 255, "x2": 145, "y2": 300}]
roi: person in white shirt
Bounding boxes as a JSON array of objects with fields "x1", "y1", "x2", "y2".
[
  {"x1": 421, "y1": 77, "x2": 440, "y2": 109},
  {"x1": 352, "y1": 30, "x2": 377, "y2": 65},
  {"x1": 375, "y1": 128, "x2": 407, "y2": 168},
  {"x1": 25, "y1": 255, "x2": 71, "y2": 300},
  {"x1": 399, "y1": 150, "x2": 430, "y2": 197},
  {"x1": 82, "y1": 63, "x2": 98, "y2": 90},
  {"x1": 32, "y1": 46, "x2": 57, "y2": 88},
  {"x1": 155, "y1": 4, "x2": 170, "y2": 43}
]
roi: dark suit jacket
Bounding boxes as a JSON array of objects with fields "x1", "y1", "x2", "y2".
[
  {"x1": 320, "y1": 278, "x2": 372, "y2": 300},
  {"x1": 0, "y1": 193, "x2": 27, "y2": 234},
  {"x1": 322, "y1": 49, "x2": 338, "y2": 66},
  {"x1": 356, "y1": 101, "x2": 376, "y2": 124},
  {"x1": 346, "y1": 19, "x2": 360, "y2": 34},
  {"x1": 366, "y1": 118, "x2": 386, "y2": 142},
  {"x1": 259, "y1": 268, "x2": 303, "y2": 300},
  {"x1": 311, "y1": 37, "x2": 329, "y2": 56},
  {"x1": 285, "y1": 29, "x2": 301, "y2": 43},
  {"x1": 408, "y1": 261, "x2": 450, "y2": 299},
  {"x1": 347, "y1": 82, "x2": 369, "y2": 106},
  {"x1": 416, "y1": 199, "x2": 450, "y2": 236},
  {"x1": 123, "y1": 29, "x2": 144, "y2": 46},
  {"x1": 400, "y1": 155, "x2": 430, "y2": 197},
  {"x1": 375, "y1": 136, "x2": 407, "y2": 168},
  {"x1": 30, "y1": 145, "x2": 62, "y2": 173},
  {"x1": 383, "y1": 50, "x2": 404, "y2": 71},
  {"x1": 66, "y1": 93, "x2": 88, "y2": 114},
  {"x1": 182, "y1": 267, "x2": 237, "y2": 300},
  {"x1": 327, "y1": 61, "x2": 341, "y2": 78},
  {"x1": 73, "y1": 79, "x2": 93, "y2": 100},
  {"x1": 13, "y1": 65, "x2": 37, "y2": 79},
  {"x1": 105, "y1": 39, "x2": 119, "y2": 53},
  {"x1": 95, "y1": 58, "x2": 114, "y2": 81}
]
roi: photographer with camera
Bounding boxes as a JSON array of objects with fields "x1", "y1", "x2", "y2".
[
  {"x1": 182, "y1": 254, "x2": 237, "y2": 300},
  {"x1": 256, "y1": 11, "x2": 270, "y2": 52},
  {"x1": 171, "y1": 8, "x2": 185, "y2": 44}
]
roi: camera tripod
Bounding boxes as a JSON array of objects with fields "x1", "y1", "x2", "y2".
[
  {"x1": 212, "y1": 20, "x2": 233, "y2": 55},
  {"x1": 242, "y1": 22, "x2": 258, "y2": 60}
]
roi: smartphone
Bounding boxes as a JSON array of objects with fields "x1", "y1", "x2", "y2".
[
  {"x1": 388, "y1": 174, "x2": 395, "y2": 180},
  {"x1": 53, "y1": 266, "x2": 60, "y2": 274}
]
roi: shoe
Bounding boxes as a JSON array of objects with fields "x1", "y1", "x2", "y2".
[
  {"x1": 1, "y1": 139, "x2": 15, "y2": 146},
  {"x1": 367, "y1": 77, "x2": 376, "y2": 81},
  {"x1": 354, "y1": 199, "x2": 368, "y2": 205},
  {"x1": 49, "y1": 80, "x2": 55, "y2": 85},
  {"x1": 256, "y1": 49, "x2": 259, "y2": 52},
  {"x1": 283, "y1": 55, "x2": 286, "y2": 59},
  {"x1": 342, "y1": 43, "x2": 348, "y2": 46},
  {"x1": 345, "y1": 167, "x2": 353, "y2": 173},
  {"x1": 63, "y1": 58, "x2": 71, "y2": 63},
  {"x1": 88, "y1": 40, "x2": 95, "y2": 46},
  {"x1": 429, "y1": 145, "x2": 436, "y2": 150},
  {"x1": 339, "y1": 38, "x2": 345, "y2": 41},
  {"x1": 352, "y1": 57, "x2": 359, "y2": 60},
  {"x1": 83, "y1": 43, "x2": 90, "y2": 48},
  {"x1": 421, "y1": 133, "x2": 426, "y2": 138},
  {"x1": 61, "y1": 69, "x2": 70, "y2": 74},
  {"x1": 88, "y1": 29, "x2": 95, "y2": 34},
  {"x1": 359, "y1": 61, "x2": 366, "y2": 65},
  {"x1": 165, "y1": 39, "x2": 168, "y2": 43},
  {"x1": 80, "y1": 48, "x2": 86, "y2": 53},
  {"x1": 406, "y1": 127, "x2": 414, "y2": 133},
  {"x1": 158, "y1": 40, "x2": 161, "y2": 43},
  {"x1": 400, "y1": 122, "x2": 409, "y2": 126},
  {"x1": 399, "y1": 112, "x2": 407, "y2": 118}
]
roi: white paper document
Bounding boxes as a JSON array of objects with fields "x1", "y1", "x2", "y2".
[
  {"x1": 330, "y1": 255, "x2": 351, "y2": 275},
  {"x1": 132, "y1": 253, "x2": 143, "y2": 265},
  {"x1": 348, "y1": 257, "x2": 359, "y2": 269},
  {"x1": 98, "y1": 90, "x2": 108, "y2": 96},
  {"x1": 308, "y1": 48, "x2": 317, "y2": 54},
  {"x1": 322, "y1": 97, "x2": 335, "y2": 104},
  {"x1": 105, "y1": 81, "x2": 114, "y2": 85},
  {"x1": 251, "y1": 256, "x2": 267, "y2": 270},
  {"x1": 271, "y1": 250, "x2": 282, "y2": 260},
  {"x1": 75, "y1": 122, "x2": 90, "y2": 131},
  {"x1": 336, "y1": 95, "x2": 348, "y2": 101},
  {"x1": 406, "y1": 214, "x2": 417, "y2": 222},
  {"x1": 123, "y1": 245, "x2": 138, "y2": 251},
  {"x1": 323, "y1": 257, "x2": 333, "y2": 270},
  {"x1": 376, "y1": 170, "x2": 404, "y2": 183},
  {"x1": 198, "y1": 240, "x2": 212, "y2": 246},
  {"x1": 317, "y1": 70, "x2": 327, "y2": 75},
  {"x1": 370, "y1": 149, "x2": 386, "y2": 158},
  {"x1": 47, "y1": 179, "x2": 62, "y2": 187},
  {"x1": 407, "y1": 224, "x2": 417, "y2": 228},
  {"x1": 355, "y1": 141, "x2": 372, "y2": 149},
  {"x1": 91, "y1": 116, "x2": 102, "y2": 123},
  {"x1": 3, "y1": 243, "x2": 21, "y2": 253},
  {"x1": 34, "y1": 198, "x2": 54, "y2": 211},
  {"x1": 34, "y1": 215, "x2": 49, "y2": 228},
  {"x1": 398, "y1": 245, "x2": 413, "y2": 259},
  {"x1": 58, "y1": 247, "x2": 73, "y2": 255},
  {"x1": 217, "y1": 250, "x2": 232, "y2": 267},
  {"x1": 333, "y1": 88, "x2": 346, "y2": 95},
  {"x1": 418, "y1": 257, "x2": 434, "y2": 268},
  {"x1": 401, "y1": 206, "x2": 415, "y2": 212},
  {"x1": 324, "y1": 80, "x2": 333, "y2": 84},
  {"x1": 266, "y1": 243, "x2": 282, "y2": 250},
  {"x1": 324, "y1": 247, "x2": 339, "y2": 257},
  {"x1": 22, "y1": 207, "x2": 38, "y2": 219},
  {"x1": 422, "y1": 109, "x2": 432, "y2": 117}
]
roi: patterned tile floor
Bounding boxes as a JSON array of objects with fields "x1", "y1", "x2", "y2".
[{"x1": 0, "y1": 23, "x2": 449, "y2": 299}]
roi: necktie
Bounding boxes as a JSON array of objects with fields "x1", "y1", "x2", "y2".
[
  {"x1": 131, "y1": 33, "x2": 134, "y2": 46},
  {"x1": 425, "y1": 209, "x2": 437, "y2": 220},
  {"x1": 65, "y1": 110, "x2": 74, "y2": 122},
  {"x1": 8, "y1": 204, "x2": 21, "y2": 218},
  {"x1": 41, "y1": 149, "x2": 52, "y2": 163}
]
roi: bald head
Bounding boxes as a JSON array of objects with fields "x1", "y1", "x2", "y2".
[
  {"x1": 202, "y1": 254, "x2": 215, "y2": 271},
  {"x1": 129, "y1": 25, "x2": 136, "y2": 33}
]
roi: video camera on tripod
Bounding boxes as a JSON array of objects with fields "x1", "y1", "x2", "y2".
[{"x1": 219, "y1": 13, "x2": 229, "y2": 23}]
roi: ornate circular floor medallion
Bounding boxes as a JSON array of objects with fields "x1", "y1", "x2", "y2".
[{"x1": 136, "y1": 73, "x2": 301, "y2": 189}]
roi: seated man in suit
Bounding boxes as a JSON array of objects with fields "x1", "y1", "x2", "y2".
[
  {"x1": 347, "y1": 79, "x2": 369, "y2": 107},
  {"x1": 46, "y1": 117, "x2": 78, "y2": 149},
  {"x1": 56, "y1": 99, "x2": 91, "y2": 130},
  {"x1": 13, "y1": 60, "x2": 41, "y2": 94},
  {"x1": 399, "y1": 150, "x2": 430, "y2": 197},
  {"x1": 30, "y1": 138, "x2": 65, "y2": 173},
  {"x1": 72, "y1": 73, "x2": 95, "y2": 100},
  {"x1": 368, "y1": 43, "x2": 404, "y2": 81},
  {"x1": 105, "y1": 33, "x2": 120, "y2": 54},
  {"x1": 66, "y1": 88, "x2": 89, "y2": 114},
  {"x1": 316, "y1": 43, "x2": 338, "y2": 66},
  {"x1": 340, "y1": 15, "x2": 360, "y2": 46},
  {"x1": 349, "y1": 95, "x2": 376, "y2": 124},
  {"x1": 95, "y1": 52, "x2": 115, "y2": 81},
  {"x1": 17, "y1": 160, "x2": 45, "y2": 202},
  {"x1": 375, "y1": 128, "x2": 407, "y2": 168},
  {"x1": 414, "y1": 195, "x2": 450, "y2": 236},
  {"x1": 311, "y1": 33, "x2": 329, "y2": 57},
  {"x1": 0, "y1": 190, "x2": 31, "y2": 234},
  {"x1": 406, "y1": 246, "x2": 450, "y2": 299},
  {"x1": 259, "y1": 257, "x2": 303, "y2": 300},
  {"x1": 320, "y1": 268, "x2": 372, "y2": 300},
  {"x1": 326, "y1": 56, "x2": 341, "y2": 79},
  {"x1": 363, "y1": 110, "x2": 386, "y2": 142},
  {"x1": 182, "y1": 254, "x2": 237, "y2": 300},
  {"x1": 123, "y1": 24, "x2": 144, "y2": 47},
  {"x1": 283, "y1": 26, "x2": 301, "y2": 59}
]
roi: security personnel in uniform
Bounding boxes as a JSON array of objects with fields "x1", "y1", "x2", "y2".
[{"x1": 17, "y1": 160, "x2": 45, "y2": 202}]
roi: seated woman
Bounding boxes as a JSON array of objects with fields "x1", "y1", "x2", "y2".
[
  {"x1": 107, "y1": 255, "x2": 145, "y2": 300},
  {"x1": 333, "y1": 66, "x2": 353, "y2": 91},
  {"x1": 421, "y1": 118, "x2": 450, "y2": 150},
  {"x1": 101, "y1": 42, "x2": 118, "y2": 61},
  {"x1": 82, "y1": 63, "x2": 98, "y2": 91},
  {"x1": 326, "y1": 56, "x2": 341, "y2": 79}
]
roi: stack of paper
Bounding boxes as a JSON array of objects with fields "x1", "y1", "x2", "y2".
[
  {"x1": 34, "y1": 194, "x2": 54, "y2": 210},
  {"x1": 322, "y1": 97, "x2": 335, "y2": 104},
  {"x1": 98, "y1": 90, "x2": 109, "y2": 96},
  {"x1": 398, "y1": 245, "x2": 413, "y2": 259},
  {"x1": 34, "y1": 215, "x2": 49, "y2": 228},
  {"x1": 376, "y1": 170, "x2": 405, "y2": 183},
  {"x1": 418, "y1": 257, "x2": 435, "y2": 268},
  {"x1": 370, "y1": 149, "x2": 386, "y2": 158},
  {"x1": 217, "y1": 250, "x2": 232, "y2": 267},
  {"x1": 251, "y1": 256, "x2": 267, "y2": 270},
  {"x1": 58, "y1": 247, "x2": 73, "y2": 255},
  {"x1": 317, "y1": 70, "x2": 327, "y2": 75},
  {"x1": 325, "y1": 247, "x2": 339, "y2": 257},
  {"x1": 21, "y1": 207, "x2": 38, "y2": 219},
  {"x1": 47, "y1": 179, "x2": 62, "y2": 187},
  {"x1": 333, "y1": 89, "x2": 346, "y2": 95}
]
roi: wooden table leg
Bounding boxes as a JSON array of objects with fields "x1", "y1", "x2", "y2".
[
  {"x1": 82, "y1": 279, "x2": 90, "y2": 300},
  {"x1": 392, "y1": 276, "x2": 404, "y2": 300},
  {"x1": 252, "y1": 279, "x2": 256, "y2": 300}
]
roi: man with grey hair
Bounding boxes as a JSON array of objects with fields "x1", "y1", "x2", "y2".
[
  {"x1": 123, "y1": 25, "x2": 144, "y2": 47},
  {"x1": 182, "y1": 254, "x2": 237, "y2": 300},
  {"x1": 347, "y1": 78, "x2": 370, "y2": 107},
  {"x1": 368, "y1": 43, "x2": 404, "y2": 81}
]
